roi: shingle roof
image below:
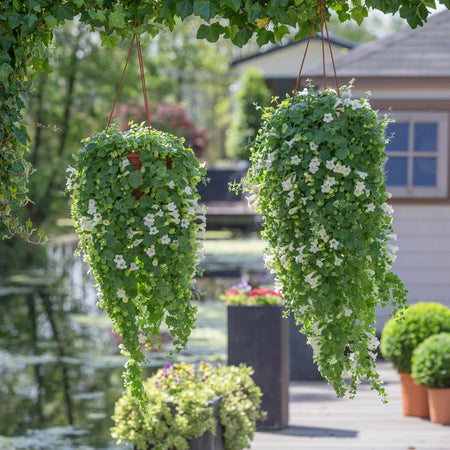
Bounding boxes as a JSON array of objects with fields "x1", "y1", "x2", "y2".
[
  {"x1": 306, "y1": 10, "x2": 450, "y2": 78},
  {"x1": 231, "y1": 33, "x2": 356, "y2": 67}
]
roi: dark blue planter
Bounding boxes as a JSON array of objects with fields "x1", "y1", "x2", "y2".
[
  {"x1": 290, "y1": 315, "x2": 323, "y2": 380},
  {"x1": 227, "y1": 304, "x2": 289, "y2": 430}
]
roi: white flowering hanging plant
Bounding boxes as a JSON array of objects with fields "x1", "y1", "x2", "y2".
[
  {"x1": 66, "y1": 123, "x2": 206, "y2": 402},
  {"x1": 238, "y1": 83, "x2": 407, "y2": 399}
]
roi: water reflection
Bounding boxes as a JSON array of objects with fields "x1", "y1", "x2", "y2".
[{"x1": 0, "y1": 235, "x2": 264, "y2": 448}]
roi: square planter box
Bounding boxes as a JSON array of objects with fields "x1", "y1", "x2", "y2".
[
  {"x1": 227, "y1": 304, "x2": 289, "y2": 430},
  {"x1": 290, "y1": 315, "x2": 322, "y2": 380}
]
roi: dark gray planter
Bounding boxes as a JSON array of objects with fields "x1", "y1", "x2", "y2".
[
  {"x1": 289, "y1": 315, "x2": 323, "y2": 380},
  {"x1": 227, "y1": 304, "x2": 289, "y2": 430},
  {"x1": 137, "y1": 396, "x2": 224, "y2": 450}
]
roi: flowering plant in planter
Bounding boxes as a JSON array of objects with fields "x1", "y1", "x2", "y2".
[
  {"x1": 111, "y1": 361, "x2": 265, "y2": 450},
  {"x1": 66, "y1": 123, "x2": 206, "y2": 401},
  {"x1": 236, "y1": 83, "x2": 408, "y2": 399},
  {"x1": 220, "y1": 280, "x2": 282, "y2": 305}
]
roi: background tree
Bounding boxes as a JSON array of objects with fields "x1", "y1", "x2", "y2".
[{"x1": 226, "y1": 68, "x2": 271, "y2": 160}]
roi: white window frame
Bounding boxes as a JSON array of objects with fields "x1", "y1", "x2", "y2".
[{"x1": 384, "y1": 111, "x2": 448, "y2": 198}]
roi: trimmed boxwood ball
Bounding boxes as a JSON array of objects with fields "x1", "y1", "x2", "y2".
[
  {"x1": 237, "y1": 83, "x2": 407, "y2": 399},
  {"x1": 411, "y1": 333, "x2": 450, "y2": 388},
  {"x1": 381, "y1": 302, "x2": 450, "y2": 374},
  {"x1": 66, "y1": 123, "x2": 206, "y2": 401}
]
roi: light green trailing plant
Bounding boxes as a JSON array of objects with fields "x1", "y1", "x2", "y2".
[
  {"x1": 411, "y1": 333, "x2": 450, "y2": 389},
  {"x1": 66, "y1": 123, "x2": 206, "y2": 402},
  {"x1": 234, "y1": 82, "x2": 408, "y2": 400},
  {"x1": 111, "y1": 361, "x2": 265, "y2": 450},
  {"x1": 381, "y1": 302, "x2": 450, "y2": 374}
]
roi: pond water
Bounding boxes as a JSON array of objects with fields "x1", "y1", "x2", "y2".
[{"x1": 0, "y1": 236, "x2": 267, "y2": 449}]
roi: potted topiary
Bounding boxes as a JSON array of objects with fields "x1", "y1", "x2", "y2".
[
  {"x1": 380, "y1": 302, "x2": 450, "y2": 417},
  {"x1": 66, "y1": 123, "x2": 207, "y2": 402},
  {"x1": 111, "y1": 361, "x2": 265, "y2": 449},
  {"x1": 411, "y1": 333, "x2": 450, "y2": 424},
  {"x1": 221, "y1": 281, "x2": 288, "y2": 429},
  {"x1": 234, "y1": 82, "x2": 408, "y2": 400}
]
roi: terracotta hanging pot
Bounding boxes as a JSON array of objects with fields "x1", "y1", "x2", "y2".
[
  {"x1": 428, "y1": 387, "x2": 450, "y2": 424},
  {"x1": 399, "y1": 372, "x2": 429, "y2": 417}
]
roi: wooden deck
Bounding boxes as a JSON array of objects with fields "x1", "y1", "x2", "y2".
[{"x1": 252, "y1": 362, "x2": 450, "y2": 450}]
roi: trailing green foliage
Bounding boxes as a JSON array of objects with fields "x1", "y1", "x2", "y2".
[
  {"x1": 66, "y1": 123, "x2": 206, "y2": 401},
  {"x1": 1, "y1": 0, "x2": 448, "y2": 239},
  {"x1": 411, "y1": 333, "x2": 450, "y2": 389},
  {"x1": 236, "y1": 83, "x2": 408, "y2": 399},
  {"x1": 226, "y1": 68, "x2": 270, "y2": 160},
  {"x1": 381, "y1": 301, "x2": 450, "y2": 374},
  {"x1": 111, "y1": 361, "x2": 264, "y2": 450}
]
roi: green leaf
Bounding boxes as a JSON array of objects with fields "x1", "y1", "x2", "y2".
[
  {"x1": 274, "y1": 25, "x2": 289, "y2": 42},
  {"x1": 233, "y1": 26, "x2": 253, "y2": 48},
  {"x1": 129, "y1": 171, "x2": 143, "y2": 188},
  {"x1": 0, "y1": 63, "x2": 12, "y2": 81},
  {"x1": 336, "y1": 147, "x2": 348, "y2": 159},
  {"x1": 220, "y1": 0, "x2": 241, "y2": 11},
  {"x1": 197, "y1": 23, "x2": 224, "y2": 43},
  {"x1": 193, "y1": 0, "x2": 219, "y2": 21},
  {"x1": 12, "y1": 127, "x2": 28, "y2": 146},
  {"x1": 176, "y1": 0, "x2": 194, "y2": 19}
]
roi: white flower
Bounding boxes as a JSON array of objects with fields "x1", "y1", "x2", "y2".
[
  {"x1": 323, "y1": 113, "x2": 333, "y2": 123},
  {"x1": 329, "y1": 239, "x2": 339, "y2": 249},
  {"x1": 310, "y1": 242, "x2": 319, "y2": 253},
  {"x1": 129, "y1": 262, "x2": 139, "y2": 271},
  {"x1": 131, "y1": 239, "x2": 143, "y2": 247},
  {"x1": 117, "y1": 288, "x2": 126, "y2": 298},
  {"x1": 291, "y1": 155, "x2": 301, "y2": 165},
  {"x1": 282, "y1": 178, "x2": 294, "y2": 191},
  {"x1": 122, "y1": 159, "x2": 131, "y2": 168},
  {"x1": 357, "y1": 171, "x2": 368, "y2": 180},
  {"x1": 310, "y1": 142, "x2": 318, "y2": 151},
  {"x1": 309, "y1": 157, "x2": 320, "y2": 174},
  {"x1": 387, "y1": 192, "x2": 392, "y2": 199},
  {"x1": 168, "y1": 180, "x2": 175, "y2": 189},
  {"x1": 265, "y1": 160, "x2": 272, "y2": 168},
  {"x1": 289, "y1": 206, "x2": 299, "y2": 215},
  {"x1": 181, "y1": 218, "x2": 190, "y2": 228},
  {"x1": 122, "y1": 297, "x2": 128, "y2": 303},
  {"x1": 183, "y1": 186, "x2": 192, "y2": 195},
  {"x1": 316, "y1": 260, "x2": 323, "y2": 268},
  {"x1": 152, "y1": 259, "x2": 158, "y2": 266},
  {"x1": 148, "y1": 226, "x2": 158, "y2": 235},
  {"x1": 87, "y1": 203, "x2": 97, "y2": 215},
  {"x1": 127, "y1": 230, "x2": 139, "y2": 239},
  {"x1": 103, "y1": 219, "x2": 110, "y2": 226},
  {"x1": 286, "y1": 137, "x2": 297, "y2": 148},
  {"x1": 93, "y1": 213, "x2": 102, "y2": 222},
  {"x1": 382, "y1": 203, "x2": 394, "y2": 216},
  {"x1": 356, "y1": 181, "x2": 366, "y2": 191},
  {"x1": 321, "y1": 184, "x2": 331, "y2": 194},
  {"x1": 343, "y1": 305, "x2": 352, "y2": 317},
  {"x1": 334, "y1": 257, "x2": 343, "y2": 266},
  {"x1": 343, "y1": 97, "x2": 352, "y2": 107},
  {"x1": 161, "y1": 235, "x2": 171, "y2": 245},
  {"x1": 329, "y1": 356, "x2": 337, "y2": 365},
  {"x1": 144, "y1": 214, "x2": 155, "y2": 226},
  {"x1": 114, "y1": 254, "x2": 124, "y2": 263},
  {"x1": 116, "y1": 259, "x2": 127, "y2": 270},
  {"x1": 267, "y1": 152, "x2": 276, "y2": 162},
  {"x1": 173, "y1": 240, "x2": 179, "y2": 248},
  {"x1": 366, "y1": 203, "x2": 375, "y2": 212},
  {"x1": 156, "y1": 209, "x2": 164, "y2": 217},
  {"x1": 145, "y1": 247, "x2": 156, "y2": 257},
  {"x1": 342, "y1": 166, "x2": 351, "y2": 176},
  {"x1": 305, "y1": 272, "x2": 319, "y2": 288},
  {"x1": 334, "y1": 98, "x2": 342, "y2": 108},
  {"x1": 325, "y1": 176, "x2": 336, "y2": 186},
  {"x1": 326, "y1": 160, "x2": 335, "y2": 170},
  {"x1": 167, "y1": 202, "x2": 177, "y2": 212},
  {"x1": 301, "y1": 197, "x2": 308, "y2": 205},
  {"x1": 351, "y1": 99, "x2": 362, "y2": 110}
]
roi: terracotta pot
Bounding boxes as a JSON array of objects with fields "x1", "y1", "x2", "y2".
[
  {"x1": 428, "y1": 387, "x2": 450, "y2": 424},
  {"x1": 399, "y1": 372, "x2": 429, "y2": 418}
]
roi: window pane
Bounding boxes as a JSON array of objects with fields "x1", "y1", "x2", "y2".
[
  {"x1": 385, "y1": 123, "x2": 409, "y2": 152},
  {"x1": 414, "y1": 123, "x2": 437, "y2": 152},
  {"x1": 413, "y1": 158, "x2": 437, "y2": 186},
  {"x1": 385, "y1": 157, "x2": 408, "y2": 186}
]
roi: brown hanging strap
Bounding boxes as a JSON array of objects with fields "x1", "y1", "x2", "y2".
[
  {"x1": 291, "y1": 0, "x2": 340, "y2": 105},
  {"x1": 106, "y1": 33, "x2": 151, "y2": 132}
]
